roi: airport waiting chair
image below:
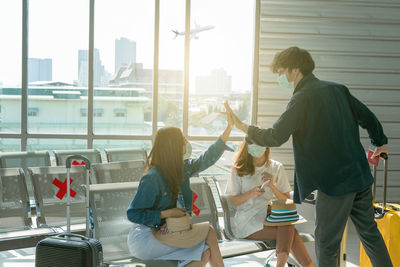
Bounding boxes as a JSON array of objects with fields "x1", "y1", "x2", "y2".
[
  {"x1": 187, "y1": 177, "x2": 221, "y2": 237},
  {"x1": 53, "y1": 149, "x2": 102, "y2": 184},
  {"x1": 53, "y1": 149, "x2": 102, "y2": 166},
  {"x1": 203, "y1": 176, "x2": 314, "y2": 266},
  {"x1": 202, "y1": 176, "x2": 268, "y2": 256},
  {"x1": 0, "y1": 151, "x2": 52, "y2": 202},
  {"x1": 92, "y1": 160, "x2": 146, "y2": 184},
  {"x1": 28, "y1": 165, "x2": 90, "y2": 233},
  {"x1": 0, "y1": 168, "x2": 54, "y2": 251},
  {"x1": 89, "y1": 182, "x2": 177, "y2": 267},
  {"x1": 104, "y1": 147, "x2": 147, "y2": 163}
]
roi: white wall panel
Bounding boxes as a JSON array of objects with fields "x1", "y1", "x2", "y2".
[{"x1": 256, "y1": 0, "x2": 400, "y2": 201}]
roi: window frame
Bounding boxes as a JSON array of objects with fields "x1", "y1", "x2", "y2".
[{"x1": 0, "y1": 0, "x2": 259, "y2": 150}]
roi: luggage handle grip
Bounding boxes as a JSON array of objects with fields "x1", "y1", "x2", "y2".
[
  {"x1": 57, "y1": 233, "x2": 89, "y2": 241},
  {"x1": 380, "y1": 152, "x2": 388, "y2": 160},
  {"x1": 66, "y1": 155, "x2": 91, "y2": 169}
]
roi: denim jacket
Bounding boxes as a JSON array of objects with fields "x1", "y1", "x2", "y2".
[{"x1": 126, "y1": 137, "x2": 233, "y2": 229}]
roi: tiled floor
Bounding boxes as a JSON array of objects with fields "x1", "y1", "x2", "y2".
[{"x1": 0, "y1": 222, "x2": 362, "y2": 267}]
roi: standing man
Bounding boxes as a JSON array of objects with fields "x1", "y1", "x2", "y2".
[{"x1": 225, "y1": 46, "x2": 392, "y2": 267}]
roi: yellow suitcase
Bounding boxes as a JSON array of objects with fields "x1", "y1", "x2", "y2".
[{"x1": 360, "y1": 154, "x2": 400, "y2": 267}]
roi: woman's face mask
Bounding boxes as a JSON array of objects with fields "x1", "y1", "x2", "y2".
[
  {"x1": 248, "y1": 144, "x2": 266, "y2": 158},
  {"x1": 183, "y1": 142, "x2": 192, "y2": 160},
  {"x1": 277, "y1": 74, "x2": 294, "y2": 90}
]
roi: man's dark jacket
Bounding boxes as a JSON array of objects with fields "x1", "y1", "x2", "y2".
[{"x1": 247, "y1": 73, "x2": 387, "y2": 203}]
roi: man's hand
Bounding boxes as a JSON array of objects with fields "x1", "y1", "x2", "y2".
[{"x1": 372, "y1": 144, "x2": 389, "y2": 159}]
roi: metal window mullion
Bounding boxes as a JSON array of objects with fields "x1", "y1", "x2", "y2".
[
  {"x1": 182, "y1": 0, "x2": 191, "y2": 137},
  {"x1": 251, "y1": 0, "x2": 261, "y2": 125},
  {"x1": 152, "y1": 0, "x2": 160, "y2": 143},
  {"x1": 187, "y1": 135, "x2": 245, "y2": 142},
  {"x1": 87, "y1": 0, "x2": 95, "y2": 149},
  {"x1": 21, "y1": 0, "x2": 29, "y2": 151},
  {"x1": 0, "y1": 133, "x2": 153, "y2": 140}
]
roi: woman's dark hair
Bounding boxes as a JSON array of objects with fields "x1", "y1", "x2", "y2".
[
  {"x1": 270, "y1": 46, "x2": 315, "y2": 75},
  {"x1": 146, "y1": 127, "x2": 185, "y2": 205},
  {"x1": 233, "y1": 140, "x2": 270, "y2": 177}
]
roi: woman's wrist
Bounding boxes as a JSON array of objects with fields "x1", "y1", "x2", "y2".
[
  {"x1": 221, "y1": 125, "x2": 233, "y2": 143},
  {"x1": 246, "y1": 190, "x2": 254, "y2": 199},
  {"x1": 161, "y1": 209, "x2": 169, "y2": 218}
]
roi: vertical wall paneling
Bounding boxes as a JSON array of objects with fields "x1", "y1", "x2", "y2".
[{"x1": 257, "y1": 0, "x2": 400, "y2": 201}]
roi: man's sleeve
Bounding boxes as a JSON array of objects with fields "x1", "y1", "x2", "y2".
[
  {"x1": 350, "y1": 94, "x2": 388, "y2": 147},
  {"x1": 248, "y1": 94, "x2": 306, "y2": 147}
]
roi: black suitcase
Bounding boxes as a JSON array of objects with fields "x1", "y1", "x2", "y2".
[{"x1": 35, "y1": 155, "x2": 103, "y2": 267}]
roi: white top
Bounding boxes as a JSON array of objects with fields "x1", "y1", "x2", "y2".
[{"x1": 225, "y1": 160, "x2": 292, "y2": 238}]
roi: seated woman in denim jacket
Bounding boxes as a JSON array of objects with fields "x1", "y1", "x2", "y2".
[
  {"x1": 127, "y1": 111, "x2": 233, "y2": 267},
  {"x1": 225, "y1": 139, "x2": 314, "y2": 267}
]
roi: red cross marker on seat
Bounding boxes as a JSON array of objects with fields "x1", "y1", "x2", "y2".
[
  {"x1": 52, "y1": 178, "x2": 77, "y2": 200},
  {"x1": 192, "y1": 191, "x2": 200, "y2": 216}
]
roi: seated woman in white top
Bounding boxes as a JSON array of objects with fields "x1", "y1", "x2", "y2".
[{"x1": 225, "y1": 140, "x2": 314, "y2": 267}]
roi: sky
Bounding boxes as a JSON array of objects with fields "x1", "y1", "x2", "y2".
[{"x1": 0, "y1": 0, "x2": 254, "y2": 92}]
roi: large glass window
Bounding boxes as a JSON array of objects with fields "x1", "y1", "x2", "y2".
[
  {"x1": 93, "y1": 0, "x2": 154, "y2": 135},
  {"x1": 0, "y1": 0, "x2": 22, "y2": 133},
  {"x1": 189, "y1": 0, "x2": 254, "y2": 136},
  {"x1": 27, "y1": 138, "x2": 86, "y2": 151},
  {"x1": 0, "y1": 139, "x2": 21, "y2": 152},
  {"x1": 93, "y1": 139, "x2": 151, "y2": 151},
  {"x1": 157, "y1": 0, "x2": 186, "y2": 129},
  {"x1": 0, "y1": 1, "x2": 255, "y2": 155},
  {"x1": 27, "y1": 0, "x2": 89, "y2": 134}
]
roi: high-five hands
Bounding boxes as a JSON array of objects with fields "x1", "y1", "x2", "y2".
[
  {"x1": 224, "y1": 101, "x2": 249, "y2": 134},
  {"x1": 222, "y1": 102, "x2": 234, "y2": 128}
]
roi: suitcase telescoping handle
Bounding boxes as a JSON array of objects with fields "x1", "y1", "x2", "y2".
[
  {"x1": 65, "y1": 155, "x2": 91, "y2": 237},
  {"x1": 56, "y1": 233, "x2": 90, "y2": 241},
  {"x1": 66, "y1": 155, "x2": 91, "y2": 169},
  {"x1": 372, "y1": 152, "x2": 388, "y2": 212}
]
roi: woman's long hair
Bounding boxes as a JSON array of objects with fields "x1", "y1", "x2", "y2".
[
  {"x1": 146, "y1": 127, "x2": 185, "y2": 205},
  {"x1": 233, "y1": 140, "x2": 270, "y2": 177}
]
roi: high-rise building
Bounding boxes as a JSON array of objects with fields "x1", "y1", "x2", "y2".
[
  {"x1": 28, "y1": 58, "x2": 52, "y2": 82},
  {"x1": 115, "y1": 37, "x2": 136, "y2": 73},
  {"x1": 78, "y1": 49, "x2": 108, "y2": 87},
  {"x1": 195, "y1": 68, "x2": 232, "y2": 95}
]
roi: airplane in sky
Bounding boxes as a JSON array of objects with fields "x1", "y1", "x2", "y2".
[{"x1": 172, "y1": 23, "x2": 215, "y2": 39}]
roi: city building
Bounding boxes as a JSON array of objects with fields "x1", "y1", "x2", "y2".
[
  {"x1": 28, "y1": 58, "x2": 52, "y2": 82},
  {"x1": 115, "y1": 37, "x2": 136, "y2": 73},
  {"x1": 78, "y1": 49, "x2": 109, "y2": 87},
  {"x1": 195, "y1": 68, "x2": 231, "y2": 95}
]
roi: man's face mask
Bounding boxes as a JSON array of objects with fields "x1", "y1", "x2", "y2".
[
  {"x1": 277, "y1": 73, "x2": 294, "y2": 90},
  {"x1": 183, "y1": 142, "x2": 192, "y2": 160},
  {"x1": 248, "y1": 144, "x2": 266, "y2": 158}
]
